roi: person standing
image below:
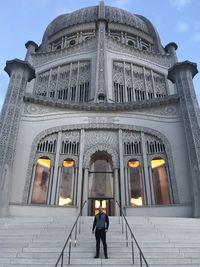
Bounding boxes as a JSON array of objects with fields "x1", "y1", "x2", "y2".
[{"x1": 92, "y1": 206, "x2": 109, "y2": 259}]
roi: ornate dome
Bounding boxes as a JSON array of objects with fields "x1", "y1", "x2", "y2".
[{"x1": 40, "y1": 4, "x2": 162, "y2": 52}]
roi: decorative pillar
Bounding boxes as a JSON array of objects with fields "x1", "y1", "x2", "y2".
[
  {"x1": 0, "y1": 59, "x2": 35, "y2": 216},
  {"x1": 168, "y1": 61, "x2": 200, "y2": 217},
  {"x1": 95, "y1": 1, "x2": 107, "y2": 102},
  {"x1": 76, "y1": 129, "x2": 85, "y2": 211},
  {"x1": 124, "y1": 167, "x2": 129, "y2": 205},
  {"x1": 114, "y1": 168, "x2": 120, "y2": 216},
  {"x1": 82, "y1": 168, "x2": 89, "y2": 215},
  {"x1": 118, "y1": 130, "x2": 125, "y2": 210},
  {"x1": 141, "y1": 132, "x2": 152, "y2": 205},
  {"x1": 51, "y1": 131, "x2": 62, "y2": 205}
]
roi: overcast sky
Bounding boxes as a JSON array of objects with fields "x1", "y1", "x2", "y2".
[{"x1": 0, "y1": 0, "x2": 199, "y2": 110}]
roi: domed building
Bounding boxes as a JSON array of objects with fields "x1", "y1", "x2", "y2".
[{"x1": 0, "y1": 1, "x2": 200, "y2": 218}]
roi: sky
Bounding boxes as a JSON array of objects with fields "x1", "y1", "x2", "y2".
[{"x1": 0, "y1": 0, "x2": 200, "y2": 110}]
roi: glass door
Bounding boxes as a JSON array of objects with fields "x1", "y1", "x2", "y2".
[{"x1": 88, "y1": 152, "x2": 114, "y2": 216}]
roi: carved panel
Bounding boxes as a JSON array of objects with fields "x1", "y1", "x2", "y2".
[{"x1": 84, "y1": 130, "x2": 118, "y2": 153}]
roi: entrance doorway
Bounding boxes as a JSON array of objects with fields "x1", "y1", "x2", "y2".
[
  {"x1": 88, "y1": 152, "x2": 114, "y2": 216},
  {"x1": 88, "y1": 198, "x2": 114, "y2": 216}
]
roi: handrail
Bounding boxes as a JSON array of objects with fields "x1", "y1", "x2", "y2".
[
  {"x1": 116, "y1": 201, "x2": 149, "y2": 267},
  {"x1": 55, "y1": 200, "x2": 87, "y2": 266}
]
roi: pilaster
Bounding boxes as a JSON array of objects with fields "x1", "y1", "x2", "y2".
[
  {"x1": 168, "y1": 60, "x2": 200, "y2": 217},
  {"x1": 0, "y1": 59, "x2": 35, "y2": 216},
  {"x1": 76, "y1": 129, "x2": 85, "y2": 210},
  {"x1": 95, "y1": 1, "x2": 107, "y2": 102},
  {"x1": 118, "y1": 129, "x2": 125, "y2": 210}
]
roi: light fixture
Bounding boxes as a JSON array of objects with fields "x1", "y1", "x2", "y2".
[{"x1": 151, "y1": 159, "x2": 165, "y2": 169}]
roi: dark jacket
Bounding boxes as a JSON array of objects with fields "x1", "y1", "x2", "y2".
[{"x1": 92, "y1": 213, "x2": 109, "y2": 231}]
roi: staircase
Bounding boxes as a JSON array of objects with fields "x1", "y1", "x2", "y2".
[{"x1": 0, "y1": 215, "x2": 200, "y2": 266}]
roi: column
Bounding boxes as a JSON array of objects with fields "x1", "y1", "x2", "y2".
[
  {"x1": 114, "y1": 168, "x2": 120, "y2": 216},
  {"x1": 28, "y1": 164, "x2": 37, "y2": 204},
  {"x1": 168, "y1": 61, "x2": 200, "y2": 217},
  {"x1": 0, "y1": 59, "x2": 35, "y2": 216},
  {"x1": 73, "y1": 167, "x2": 78, "y2": 205},
  {"x1": 76, "y1": 129, "x2": 85, "y2": 211},
  {"x1": 124, "y1": 167, "x2": 129, "y2": 206},
  {"x1": 141, "y1": 132, "x2": 152, "y2": 205},
  {"x1": 82, "y1": 168, "x2": 89, "y2": 215},
  {"x1": 95, "y1": 1, "x2": 107, "y2": 102},
  {"x1": 51, "y1": 131, "x2": 62, "y2": 205},
  {"x1": 118, "y1": 130, "x2": 125, "y2": 210}
]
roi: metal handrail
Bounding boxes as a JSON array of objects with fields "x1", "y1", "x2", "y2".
[
  {"x1": 116, "y1": 201, "x2": 149, "y2": 267},
  {"x1": 55, "y1": 200, "x2": 87, "y2": 266}
]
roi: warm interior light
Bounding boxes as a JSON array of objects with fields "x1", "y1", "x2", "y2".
[
  {"x1": 59, "y1": 197, "x2": 72, "y2": 206},
  {"x1": 128, "y1": 160, "x2": 140, "y2": 168},
  {"x1": 95, "y1": 200, "x2": 100, "y2": 209},
  {"x1": 130, "y1": 197, "x2": 143, "y2": 206},
  {"x1": 37, "y1": 158, "x2": 51, "y2": 168},
  {"x1": 151, "y1": 159, "x2": 165, "y2": 169},
  {"x1": 63, "y1": 160, "x2": 75, "y2": 167}
]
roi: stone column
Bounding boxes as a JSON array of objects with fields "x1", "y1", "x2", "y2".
[
  {"x1": 95, "y1": 1, "x2": 107, "y2": 102},
  {"x1": 118, "y1": 130, "x2": 125, "y2": 210},
  {"x1": 82, "y1": 168, "x2": 89, "y2": 215},
  {"x1": 141, "y1": 132, "x2": 152, "y2": 205},
  {"x1": 51, "y1": 131, "x2": 62, "y2": 205},
  {"x1": 114, "y1": 168, "x2": 120, "y2": 216},
  {"x1": 0, "y1": 59, "x2": 35, "y2": 216},
  {"x1": 76, "y1": 129, "x2": 85, "y2": 211},
  {"x1": 168, "y1": 61, "x2": 200, "y2": 217}
]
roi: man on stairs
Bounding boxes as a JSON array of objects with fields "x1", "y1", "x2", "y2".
[{"x1": 92, "y1": 206, "x2": 109, "y2": 259}]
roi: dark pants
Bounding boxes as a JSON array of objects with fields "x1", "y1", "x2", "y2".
[{"x1": 95, "y1": 229, "x2": 108, "y2": 257}]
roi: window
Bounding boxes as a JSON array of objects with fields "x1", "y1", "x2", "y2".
[
  {"x1": 128, "y1": 160, "x2": 144, "y2": 206},
  {"x1": 31, "y1": 157, "x2": 51, "y2": 204},
  {"x1": 59, "y1": 160, "x2": 75, "y2": 206},
  {"x1": 151, "y1": 158, "x2": 170, "y2": 205}
]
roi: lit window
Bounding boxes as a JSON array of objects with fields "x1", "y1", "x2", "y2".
[
  {"x1": 128, "y1": 160, "x2": 144, "y2": 206},
  {"x1": 31, "y1": 157, "x2": 51, "y2": 204},
  {"x1": 151, "y1": 158, "x2": 170, "y2": 205},
  {"x1": 59, "y1": 160, "x2": 75, "y2": 206}
]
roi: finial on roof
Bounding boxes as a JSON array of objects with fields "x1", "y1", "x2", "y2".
[{"x1": 99, "y1": 1, "x2": 105, "y2": 19}]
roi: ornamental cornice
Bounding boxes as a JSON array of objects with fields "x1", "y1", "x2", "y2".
[
  {"x1": 106, "y1": 36, "x2": 173, "y2": 68},
  {"x1": 31, "y1": 36, "x2": 97, "y2": 67},
  {"x1": 23, "y1": 93, "x2": 179, "y2": 112}
]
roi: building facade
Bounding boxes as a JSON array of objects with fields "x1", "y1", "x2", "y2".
[{"x1": 0, "y1": 1, "x2": 200, "y2": 217}]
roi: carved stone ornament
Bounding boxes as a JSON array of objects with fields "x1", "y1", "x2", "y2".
[
  {"x1": 83, "y1": 143, "x2": 119, "y2": 169},
  {"x1": 107, "y1": 36, "x2": 173, "y2": 68}
]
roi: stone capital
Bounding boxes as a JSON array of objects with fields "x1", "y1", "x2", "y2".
[
  {"x1": 168, "y1": 60, "x2": 198, "y2": 83},
  {"x1": 4, "y1": 58, "x2": 35, "y2": 82},
  {"x1": 165, "y1": 42, "x2": 178, "y2": 52},
  {"x1": 25, "y1": 40, "x2": 38, "y2": 50}
]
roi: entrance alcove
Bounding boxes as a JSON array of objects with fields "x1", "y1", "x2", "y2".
[{"x1": 88, "y1": 151, "x2": 114, "y2": 216}]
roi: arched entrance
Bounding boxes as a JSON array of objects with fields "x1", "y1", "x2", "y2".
[{"x1": 88, "y1": 152, "x2": 114, "y2": 216}]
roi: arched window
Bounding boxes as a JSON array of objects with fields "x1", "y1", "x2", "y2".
[
  {"x1": 59, "y1": 159, "x2": 75, "y2": 206},
  {"x1": 31, "y1": 157, "x2": 51, "y2": 204},
  {"x1": 151, "y1": 158, "x2": 170, "y2": 205},
  {"x1": 128, "y1": 160, "x2": 144, "y2": 206}
]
